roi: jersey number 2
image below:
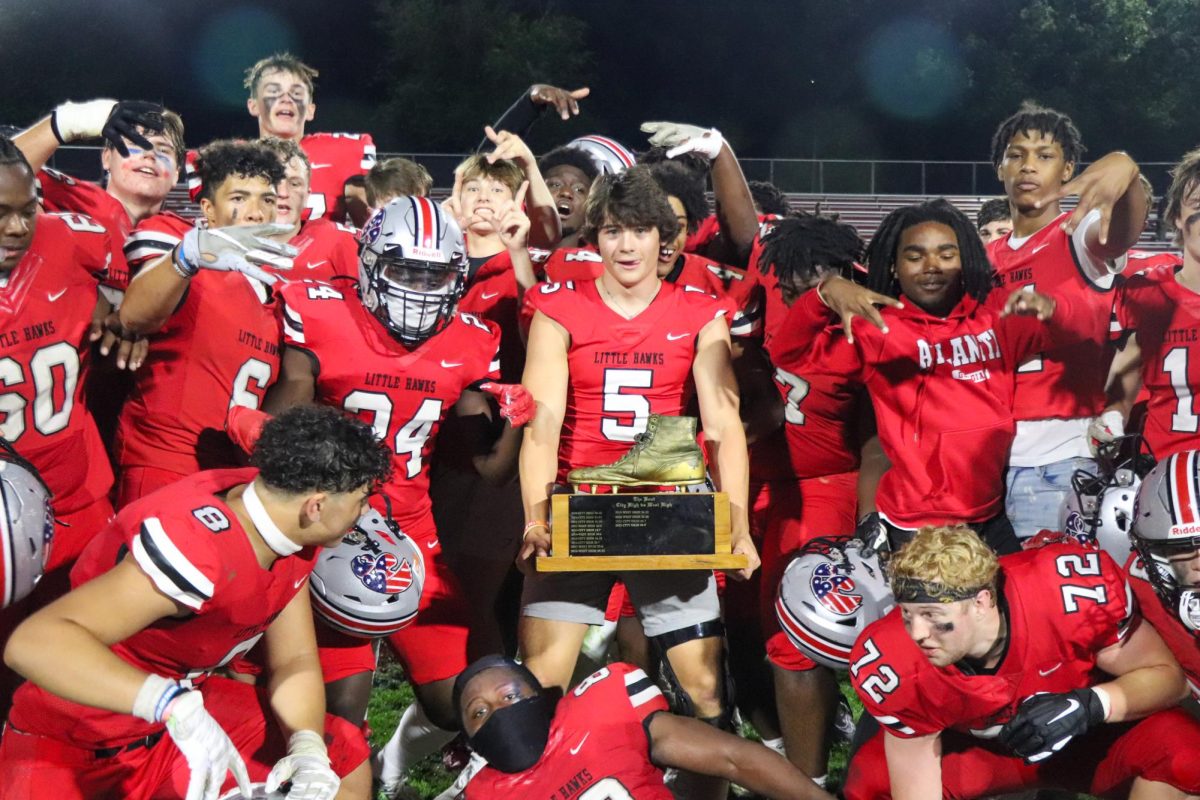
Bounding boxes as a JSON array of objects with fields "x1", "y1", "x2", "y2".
[{"x1": 344, "y1": 392, "x2": 444, "y2": 478}]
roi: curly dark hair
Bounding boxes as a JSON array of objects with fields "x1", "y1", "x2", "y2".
[
  {"x1": 636, "y1": 145, "x2": 711, "y2": 179},
  {"x1": 0, "y1": 136, "x2": 34, "y2": 180},
  {"x1": 537, "y1": 145, "x2": 600, "y2": 183},
  {"x1": 990, "y1": 101, "x2": 1084, "y2": 169},
  {"x1": 194, "y1": 139, "x2": 286, "y2": 202},
  {"x1": 865, "y1": 199, "x2": 995, "y2": 304},
  {"x1": 976, "y1": 197, "x2": 1011, "y2": 230},
  {"x1": 648, "y1": 160, "x2": 709, "y2": 232},
  {"x1": 749, "y1": 181, "x2": 790, "y2": 217},
  {"x1": 583, "y1": 165, "x2": 680, "y2": 244},
  {"x1": 758, "y1": 213, "x2": 863, "y2": 286},
  {"x1": 251, "y1": 405, "x2": 392, "y2": 494}
]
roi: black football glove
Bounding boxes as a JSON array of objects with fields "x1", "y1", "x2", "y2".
[
  {"x1": 101, "y1": 100, "x2": 165, "y2": 157},
  {"x1": 852, "y1": 511, "x2": 891, "y2": 559},
  {"x1": 998, "y1": 688, "x2": 1106, "y2": 763}
]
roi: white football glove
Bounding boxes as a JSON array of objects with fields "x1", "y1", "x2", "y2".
[
  {"x1": 163, "y1": 690, "x2": 254, "y2": 800},
  {"x1": 266, "y1": 730, "x2": 340, "y2": 800},
  {"x1": 1087, "y1": 409, "x2": 1125, "y2": 457},
  {"x1": 173, "y1": 224, "x2": 297, "y2": 286},
  {"x1": 640, "y1": 121, "x2": 725, "y2": 161}
]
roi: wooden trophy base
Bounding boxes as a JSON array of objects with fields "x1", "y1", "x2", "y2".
[{"x1": 537, "y1": 491, "x2": 747, "y2": 572}]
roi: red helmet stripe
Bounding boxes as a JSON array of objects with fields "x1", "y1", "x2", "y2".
[
  {"x1": 578, "y1": 135, "x2": 636, "y2": 167},
  {"x1": 414, "y1": 196, "x2": 436, "y2": 249},
  {"x1": 775, "y1": 596, "x2": 851, "y2": 664},
  {"x1": 1172, "y1": 451, "x2": 1197, "y2": 525}
]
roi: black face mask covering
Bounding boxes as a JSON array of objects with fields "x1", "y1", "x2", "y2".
[{"x1": 468, "y1": 694, "x2": 554, "y2": 773}]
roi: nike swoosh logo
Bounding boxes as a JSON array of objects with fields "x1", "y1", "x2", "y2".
[
  {"x1": 1047, "y1": 698, "x2": 1079, "y2": 725},
  {"x1": 310, "y1": 163, "x2": 333, "y2": 169},
  {"x1": 47, "y1": 289, "x2": 67, "y2": 302},
  {"x1": 306, "y1": 260, "x2": 328, "y2": 270},
  {"x1": 441, "y1": 360, "x2": 463, "y2": 368},
  {"x1": 480, "y1": 291, "x2": 500, "y2": 300},
  {"x1": 1031, "y1": 243, "x2": 1050, "y2": 254},
  {"x1": 425, "y1": 540, "x2": 437, "y2": 549},
  {"x1": 569, "y1": 733, "x2": 589, "y2": 755},
  {"x1": 294, "y1": 576, "x2": 307, "y2": 589},
  {"x1": 1038, "y1": 662, "x2": 1063, "y2": 677},
  {"x1": 666, "y1": 332, "x2": 689, "y2": 341}
]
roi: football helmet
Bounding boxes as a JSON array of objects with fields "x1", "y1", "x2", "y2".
[
  {"x1": 1059, "y1": 437, "x2": 1153, "y2": 562},
  {"x1": 566, "y1": 135, "x2": 637, "y2": 175},
  {"x1": 775, "y1": 537, "x2": 895, "y2": 669},
  {"x1": 0, "y1": 440, "x2": 54, "y2": 608},
  {"x1": 1131, "y1": 449, "x2": 1200, "y2": 632},
  {"x1": 309, "y1": 508, "x2": 425, "y2": 637},
  {"x1": 358, "y1": 195, "x2": 467, "y2": 346}
]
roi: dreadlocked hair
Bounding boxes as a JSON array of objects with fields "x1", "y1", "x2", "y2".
[
  {"x1": 637, "y1": 145, "x2": 711, "y2": 179},
  {"x1": 648, "y1": 160, "x2": 709, "y2": 232},
  {"x1": 990, "y1": 101, "x2": 1084, "y2": 169},
  {"x1": 0, "y1": 136, "x2": 33, "y2": 179},
  {"x1": 865, "y1": 199, "x2": 995, "y2": 304},
  {"x1": 758, "y1": 213, "x2": 863, "y2": 286},
  {"x1": 538, "y1": 145, "x2": 600, "y2": 182}
]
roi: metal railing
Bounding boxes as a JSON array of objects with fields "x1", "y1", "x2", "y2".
[{"x1": 45, "y1": 145, "x2": 1178, "y2": 197}]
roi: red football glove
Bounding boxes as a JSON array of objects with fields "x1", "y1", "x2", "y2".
[
  {"x1": 480, "y1": 382, "x2": 535, "y2": 427},
  {"x1": 226, "y1": 405, "x2": 272, "y2": 455}
]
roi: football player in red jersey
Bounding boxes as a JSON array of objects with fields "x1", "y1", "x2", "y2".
[
  {"x1": 845, "y1": 524, "x2": 1200, "y2": 800},
  {"x1": 265, "y1": 195, "x2": 531, "y2": 794},
  {"x1": 1103, "y1": 148, "x2": 1200, "y2": 460},
  {"x1": 986, "y1": 103, "x2": 1148, "y2": 540},
  {"x1": 116, "y1": 140, "x2": 293, "y2": 507},
  {"x1": 365, "y1": 158, "x2": 433, "y2": 211},
  {"x1": 742, "y1": 213, "x2": 873, "y2": 785},
  {"x1": 1126, "y1": 450, "x2": 1200, "y2": 701},
  {"x1": 241, "y1": 53, "x2": 376, "y2": 223},
  {"x1": 455, "y1": 656, "x2": 833, "y2": 800},
  {"x1": 518, "y1": 167, "x2": 759, "y2": 800},
  {"x1": 791, "y1": 199, "x2": 1107, "y2": 555},
  {"x1": 0, "y1": 405, "x2": 390, "y2": 800},
  {"x1": 258, "y1": 137, "x2": 358, "y2": 283}
]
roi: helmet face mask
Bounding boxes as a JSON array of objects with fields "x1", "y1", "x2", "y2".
[
  {"x1": 1131, "y1": 450, "x2": 1200, "y2": 631},
  {"x1": 358, "y1": 196, "x2": 467, "y2": 346},
  {"x1": 1060, "y1": 435, "x2": 1151, "y2": 562}
]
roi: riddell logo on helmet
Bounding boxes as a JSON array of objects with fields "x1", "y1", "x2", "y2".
[
  {"x1": 1168, "y1": 523, "x2": 1200, "y2": 538},
  {"x1": 410, "y1": 246, "x2": 444, "y2": 261}
]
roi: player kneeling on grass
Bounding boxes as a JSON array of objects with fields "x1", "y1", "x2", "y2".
[
  {"x1": 844, "y1": 524, "x2": 1200, "y2": 800},
  {"x1": 453, "y1": 655, "x2": 835, "y2": 800},
  {"x1": 0, "y1": 405, "x2": 392, "y2": 800}
]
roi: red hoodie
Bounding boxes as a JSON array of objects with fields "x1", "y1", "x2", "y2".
[{"x1": 774, "y1": 288, "x2": 1099, "y2": 527}]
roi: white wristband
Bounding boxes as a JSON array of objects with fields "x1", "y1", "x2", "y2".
[
  {"x1": 287, "y1": 729, "x2": 330, "y2": 761},
  {"x1": 51, "y1": 99, "x2": 117, "y2": 143},
  {"x1": 132, "y1": 673, "x2": 184, "y2": 723},
  {"x1": 1091, "y1": 685, "x2": 1113, "y2": 722}
]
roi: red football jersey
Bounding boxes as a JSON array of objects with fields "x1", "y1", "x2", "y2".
[
  {"x1": 0, "y1": 212, "x2": 114, "y2": 514},
  {"x1": 1113, "y1": 264, "x2": 1200, "y2": 459},
  {"x1": 776, "y1": 289, "x2": 1097, "y2": 527},
  {"x1": 524, "y1": 279, "x2": 734, "y2": 479},
  {"x1": 851, "y1": 542, "x2": 1134, "y2": 739},
  {"x1": 36, "y1": 168, "x2": 133, "y2": 291},
  {"x1": 459, "y1": 251, "x2": 524, "y2": 382},
  {"x1": 987, "y1": 211, "x2": 1118, "y2": 421},
  {"x1": 1125, "y1": 552, "x2": 1200, "y2": 700},
  {"x1": 284, "y1": 217, "x2": 359, "y2": 284},
  {"x1": 8, "y1": 468, "x2": 318, "y2": 749},
  {"x1": 121, "y1": 211, "x2": 195, "y2": 279},
  {"x1": 532, "y1": 245, "x2": 603, "y2": 283},
  {"x1": 278, "y1": 282, "x2": 499, "y2": 537},
  {"x1": 466, "y1": 663, "x2": 672, "y2": 800},
  {"x1": 115, "y1": 223, "x2": 281, "y2": 479},
  {"x1": 300, "y1": 132, "x2": 376, "y2": 222},
  {"x1": 766, "y1": 316, "x2": 866, "y2": 479},
  {"x1": 747, "y1": 217, "x2": 789, "y2": 347}
]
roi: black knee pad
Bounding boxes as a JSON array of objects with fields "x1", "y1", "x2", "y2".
[{"x1": 649, "y1": 620, "x2": 733, "y2": 727}]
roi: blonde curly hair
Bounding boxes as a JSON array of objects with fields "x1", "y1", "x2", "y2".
[{"x1": 889, "y1": 525, "x2": 999, "y2": 602}]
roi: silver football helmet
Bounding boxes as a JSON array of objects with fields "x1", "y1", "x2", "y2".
[
  {"x1": 309, "y1": 508, "x2": 425, "y2": 638},
  {"x1": 1059, "y1": 463, "x2": 1146, "y2": 563},
  {"x1": 358, "y1": 195, "x2": 467, "y2": 346},
  {"x1": 0, "y1": 440, "x2": 54, "y2": 608},
  {"x1": 566, "y1": 135, "x2": 636, "y2": 175},
  {"x1": 776, "y1": 537, "x2": 895, "y2": 670},
  {"x1": 1131, "y1": 450, "x2": 1200, "y2": 632}
]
